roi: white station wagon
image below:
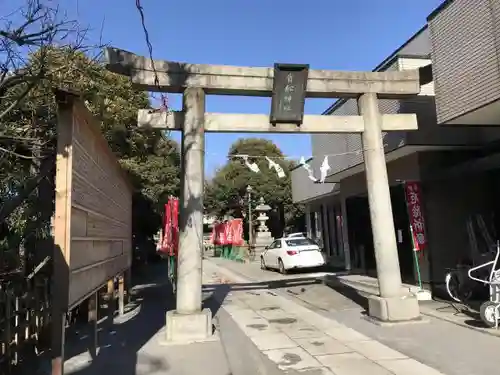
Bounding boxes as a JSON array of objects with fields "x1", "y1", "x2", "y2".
[{"x1": 261, "y1": 237, "x2": 325, "y2": 274}]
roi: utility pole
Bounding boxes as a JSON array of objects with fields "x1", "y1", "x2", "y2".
[{"x1": 247, "y1": 185, "x2": 253, "y2": 249}]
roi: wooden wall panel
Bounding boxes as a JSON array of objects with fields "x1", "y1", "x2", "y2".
[
  {"x1": 71, "y1": 207, "x2": 88, "y2": 237},
  {"x1": 69, "y1": 239, "x2": 124, "y2": 271},
  {"x1": 68, "y1": 254, "x2": 129, "y2": 308},
  {"x1": 86, "y1": 214, "x2": 129, "y2": 238},
  {"x1": 54, "y1": 90, "x2": 133, "y2": 310}
]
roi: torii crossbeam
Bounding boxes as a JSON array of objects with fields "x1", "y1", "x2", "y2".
[
  {"x1": 105, "y1": 47, "x2": 422, "y2": 342},
  {"x1": 105, "y1": 48, "x2": 419, "y2": 97}
]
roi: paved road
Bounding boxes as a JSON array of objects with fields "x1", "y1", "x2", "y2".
[{"x1": 209, "y1": 258, "x2": 500, "y2": 375}]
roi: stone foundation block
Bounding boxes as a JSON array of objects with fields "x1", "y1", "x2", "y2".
[
  {"x1": 165, "y1": 308, "x2": 213, "y2": 343},
  {"x1": 368, "y1": 294, "x2": 420, "y2": 322}
]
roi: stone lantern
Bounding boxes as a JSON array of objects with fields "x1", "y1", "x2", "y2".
[
  {"x1": 254, "y1": 197, "x2": 273, "y2": 259},
  {"x1": 255, "y1": 197, "x2": 271, "y2": 232}
]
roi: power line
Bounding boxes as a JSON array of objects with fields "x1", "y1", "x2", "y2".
[
  {"x1": 207, "y1": 143, "x2": 387, "y2": 161},
  {"x1": 134, "y1": 0, "x2": 169, "y2": 113}
]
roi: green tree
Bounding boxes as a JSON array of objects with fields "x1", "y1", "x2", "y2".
[
  {"x1": 204, "y1": 138, "x2": 304, "y2": 238},
  {"x1": 0, "y1": 47, "x2": 180, "y2": 270}
]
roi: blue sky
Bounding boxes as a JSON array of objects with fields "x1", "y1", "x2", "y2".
[{"x1": 69, "y1": 0, "x2": 443, "y2": 176}]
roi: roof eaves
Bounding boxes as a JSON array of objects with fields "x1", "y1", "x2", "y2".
[{"x1": 427, "y1": 0, "x2": 453, "y2": 22}]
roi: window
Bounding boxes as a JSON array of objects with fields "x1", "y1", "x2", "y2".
[
  {"x1": 269, "y1": 240, "x2": 282, "y2": 249},
  {"x1": 310, "y1": 211, "x2": 316, "y2": 236},
  {"x1": 285, "y1": 238, "x2": 317, "y2": 247}
]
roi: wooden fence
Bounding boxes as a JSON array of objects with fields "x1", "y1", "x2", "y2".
[
  {"x1": 0, "y1": 162, "x2": 54, "y2": 373},
  {"x1": 0, "y1": 275, "x2": 51, "y2": 373}
]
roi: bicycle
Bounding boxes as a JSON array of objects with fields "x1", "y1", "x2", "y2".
[
  {"x1": 445, "y1": 244, "x2": 496, "y2": 300},
  {"x1": 468, "y1": 242, "x2": 500, "y2": 328}
]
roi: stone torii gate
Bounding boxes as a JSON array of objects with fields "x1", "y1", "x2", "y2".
[{"x1": 105, "y1": 48, "x2": 423, "y2": 342}]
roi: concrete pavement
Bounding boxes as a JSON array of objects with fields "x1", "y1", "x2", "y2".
[
  {"x1": 207, "y1": 257, "x2": 500, "y2": 375},
  {"x1": 57, "y1": 264, "x2": 231, "y2": 375},
  {"x1": 33, "y1": 259, "x2": 500, "y2": 375},
  {"x1": 203, "y1": 259, "x2": 444, "y2": 375},
  {"x1": 37, "y1": 262, "x2": 292, "y2": 375}
]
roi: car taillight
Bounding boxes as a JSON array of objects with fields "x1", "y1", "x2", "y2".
[{"x1": 286, "y1": 250, "x2": 298, "y2": 255}]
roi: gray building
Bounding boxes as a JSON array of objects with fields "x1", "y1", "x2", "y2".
[
  {"x1": 429, "y1": 0, "x2": 500, "y2": 126},
  {"x1": 292, "y1": 3, "x2": 500, "y2": 296}
]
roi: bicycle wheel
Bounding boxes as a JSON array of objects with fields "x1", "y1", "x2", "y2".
[
  {"x1": 445, "y1": 271, "x2": 472, "y2": 303},
  {"x1": 445, "y1": 271, "x2": 463, "y2": 302}
]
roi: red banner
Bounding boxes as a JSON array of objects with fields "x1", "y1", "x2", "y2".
[
  {"x1": 230, "y1": 219, "x2": 244, "y2": 246},
  {"x1": 214, "y1": 223, "x2": 228, "y2": 245},
  {"x1": 158, "y1": 202, "x2": 171, "y2": 255},
  {"x1": 211, "y1": 222, "x2": 222, "y2": 245},
  {"x1": 404, "y1": 182, "x2": 426, "y2": 251},
  {"x1": 224, "y1": 222, "x2": 233, "y2": 245},
  {"x1": 158, "y1": 197, "x2": 179, "y2": 256},
  {"x1": 211, "y1": 219, "x2": 244, "y2": 246},
  {"x1": 171, "y1": 198, "x2": 179, "y2": 254}
]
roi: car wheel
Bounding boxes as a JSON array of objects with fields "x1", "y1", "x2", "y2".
[
  {"x1": 278, "y1": 259, "x2": 287, "y2": 275},
  {"x1": 260, "y1": 256, "x2": 267, "y2": 270}
]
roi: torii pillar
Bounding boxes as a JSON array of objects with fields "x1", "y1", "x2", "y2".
[
  {"x1": 358, "y1": 92, "x2": 416, "y2": 320},
  {"x1": 105, "y1": 48, "x2": 423, "y2": 341},
  {"x1": 163, "y1": 87, "x2": 213, "y2": 342}
]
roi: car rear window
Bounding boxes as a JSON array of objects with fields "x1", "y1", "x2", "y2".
[{"x1": 285, "y1": 238, "x2": 317, "y2": 247}]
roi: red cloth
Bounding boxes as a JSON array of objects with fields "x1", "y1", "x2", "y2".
[
  {"x1": 158, "y1": 197, "x2": 179, "y2": 256},
  {"x1": 230, "y1": 219, "x2": 244, "y2": 246},
  {"x1": 171, "y1": 198, "x2": 179, "y2": 255},
  {"x1": 212, "y1": 222, "x2": 228, "y2": 245},
  {"x1": 225, "y1": 221, "x2": 233, "y2": 245}
]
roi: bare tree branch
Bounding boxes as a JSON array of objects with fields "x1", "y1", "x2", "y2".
[
  {"x1": 0, "y1": 0, "x2": 104, "y2": 122},
  {"x1": 0, "y1": 78, "x2": 37, "y2": 119}
]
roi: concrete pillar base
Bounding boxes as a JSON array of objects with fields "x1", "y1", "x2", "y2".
[
  {"x1": 367, "y1": 294, "x2": 420, "y2": 322},
  {"x1": 165, "y1": 308, "x2": 213, "y2": 343}
]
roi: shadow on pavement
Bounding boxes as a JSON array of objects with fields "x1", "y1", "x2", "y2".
[
  {"x1": 32, "y1": 265, "x2": 323, "y2": 375},
  {"x1": 323, "y1": 280, "x2": 494, "y2": 330},
  {"x1": 61, "y1": 262, "x2": 175, "y2": 375},
  {"x1": 443, "y1": 304, "x2": 490, "y2": 329},
  {"x1": 320, "y1": 280, "x2": 369, "y2": 311},
  {"x1": 202, "y1": 277, "x2": 323, "y2": 316}
]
